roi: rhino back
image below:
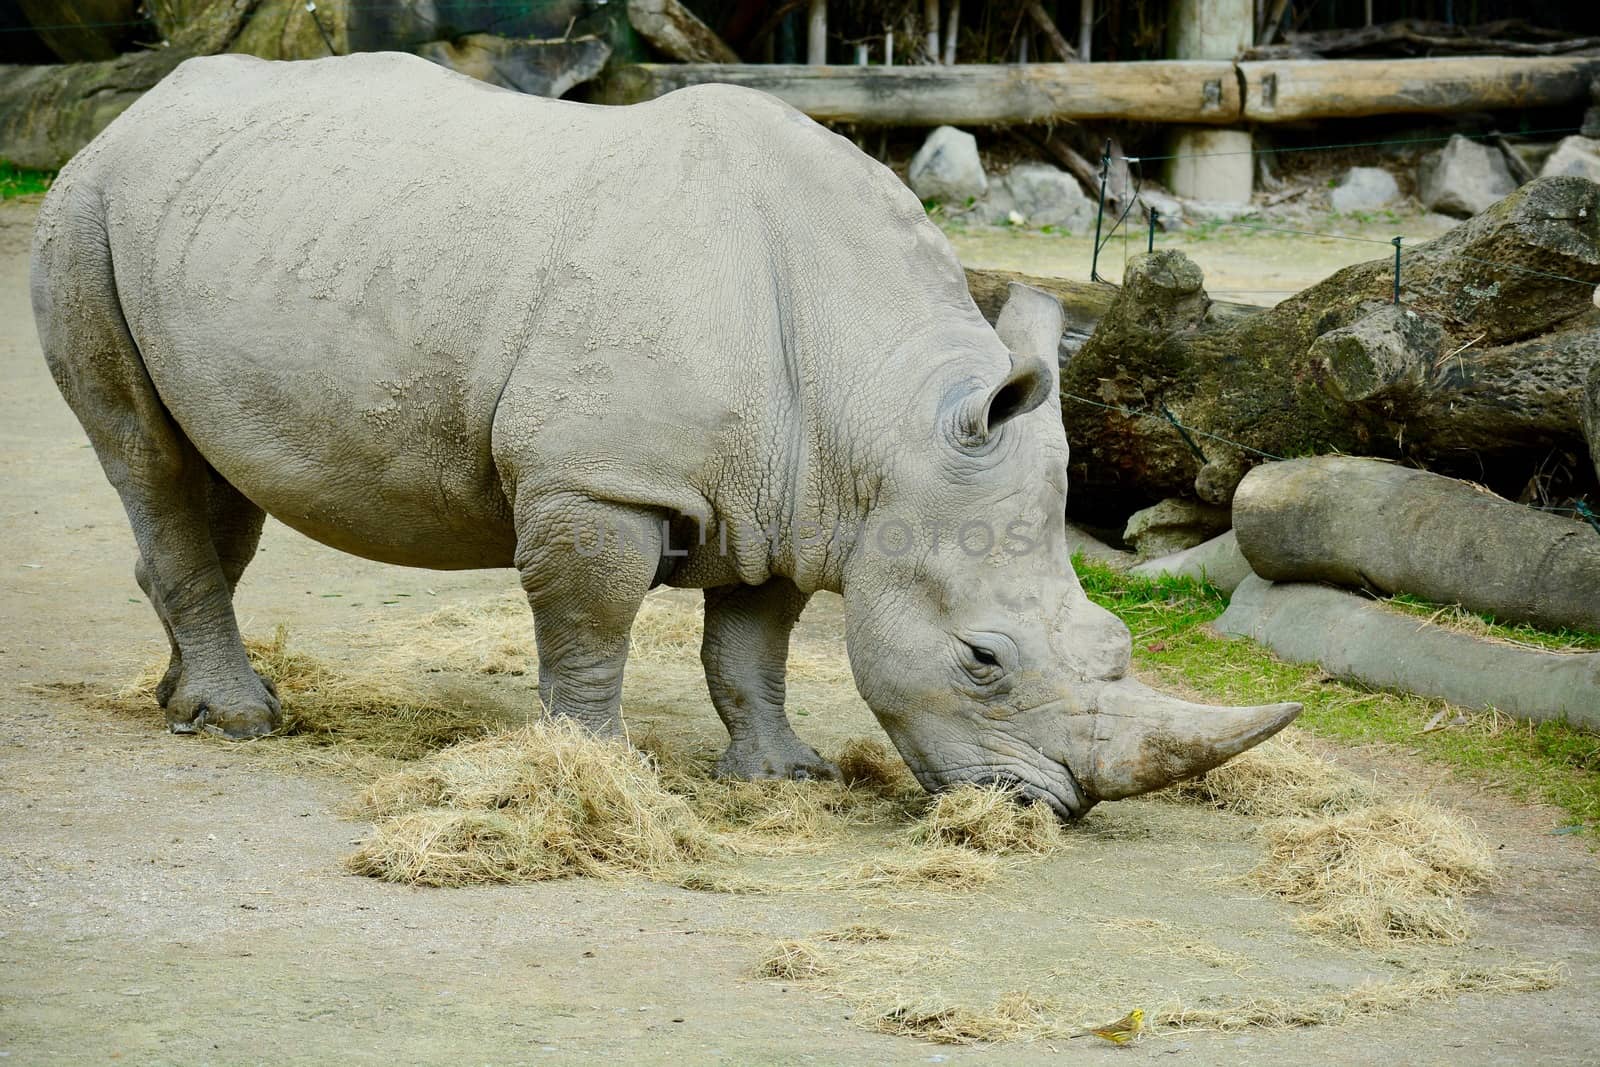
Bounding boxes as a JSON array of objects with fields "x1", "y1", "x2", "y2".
[{"x1": 50, "y1": 52, "x2": 982, "y2": 569}]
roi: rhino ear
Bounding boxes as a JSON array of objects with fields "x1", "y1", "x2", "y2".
[
  {"x1": 956, "y1": 284, "x2": 1062, "y2": 446},
  {"x1": 994, "y1": 282, "x2": 1064, "y2": 363}
]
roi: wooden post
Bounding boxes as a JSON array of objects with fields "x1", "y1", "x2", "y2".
[
  {"x1": 1079, "y1": 0, "x2": 1094, "y2": 61},
  {"x1": 924, "y1": 0, "x2": 940, "y2": 61},
  {"x1": 807, "y1": 0, "x2": 826, "y2": 65},
  {"x1": 943, "y1": 0, "x2": 960, "y2": 64},
  {"x1": 1167, "y1": 0, "x2": 1253, "y2": 203},
  {"x1": 885, "y1": 29, "x2": 894, "y2": 65}
]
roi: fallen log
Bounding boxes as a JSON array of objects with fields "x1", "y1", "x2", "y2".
[
  {"x1": 1217, "y1": 575, "x2": 1600, "y2": 731},
  {"x1": 961, "y1": 266, "x2": 1260, "y2": 359},
  {"x1": 595, "y1": 61, "x2": 1243, "y2": 125},
  {"x1": 1057, "y1": 177, "x2": 1600, "y2": 516},
  {"x1": 1233, "y1": 456, "x2": 1600, "y2": 635},
  {"x1": 627, "y1": 0, "x2": 740, "y2": 64},
  {"x1": 1241, "y1": 56, "x2": 1600, "y2": 122},
  {"x1": 414, "y1": 34, "x2": 610, "y2": 96}
]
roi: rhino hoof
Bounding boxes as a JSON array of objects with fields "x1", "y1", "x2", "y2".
[
  {"x1": 716, "y1": 741, "x2": 840, "y2": 782},
  {"x1": 165, "y1": 682, "x2": 282, "y2": 740}
]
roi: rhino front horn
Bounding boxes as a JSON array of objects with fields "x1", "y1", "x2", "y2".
[{"x1": 1080, "y1": 678, "x2": 1301, "y2": 801}]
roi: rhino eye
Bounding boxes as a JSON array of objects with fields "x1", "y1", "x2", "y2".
[{"x1": 960, "y1": 639, "x2": 1009, "y2": 686}]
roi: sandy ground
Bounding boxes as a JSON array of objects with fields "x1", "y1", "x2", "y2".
[
  {"x1": 2, "y1": 196, "x2": 1598, "y2": 1065},
  {"x1": 944, "y1": 211, "x2": 1456, "y2": 305}
]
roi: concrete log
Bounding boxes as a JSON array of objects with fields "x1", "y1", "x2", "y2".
[
  {"x1": 1129, "y1": 530, "x2": 1253, "y2": 594},
  {"x1": 1218, "y1": 575, "x2": 1600, "y2": 730},
  {"x1": 1233, "y1": 456, "x2": 1600, "y2": 635}
]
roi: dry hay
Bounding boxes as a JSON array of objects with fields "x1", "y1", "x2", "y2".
[
  {"x1": 1094, "y1": 916, "x2": 1255, "y2": 973},
  {"x1": 837, "y1": 845, "x2": 1004, "y2": 891},
  {"x1": 347, "y1": 718, "x2": 715, "y2": 886},
  {"x1": 1249, "y1": 799, "x2": 1494, "y2": 947},
  {"x1": 817, "y1": 923, "x2": 897, "y2": 943},
  {"x1": 869, "y1": 992, "x2": 1063, "y2": 1045},
  {"x1": 102, "y1": 626, "x2": 502, "y2": 771},
  {"x1": 1159, "y1": 961, "x2": 1562, "y2": 1032},
  {"x1": 754, "y1": 939, "x2": 835, "y2": 981},
  {"x1": 908, "y1": 783, "x2": 1069, "y2": 855},
  {"x1": 1162, "y1": 734, "x2": 1380, "y2": 818},
  {"x1": 833, "y1": 737, "x2": 919, "y2": 794}
]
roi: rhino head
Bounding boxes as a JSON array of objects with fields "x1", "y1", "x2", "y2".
[{"x1": 838, "y1": 283, "x2": 1299, "y2": 818}]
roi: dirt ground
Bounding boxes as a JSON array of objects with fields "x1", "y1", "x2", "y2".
[
  {"x1": 944, "y1": 211, "x2": 1457, "y2": 305},
  {"x1": 2, "y1": 196, "x2": 1598, "y2": 1065}
]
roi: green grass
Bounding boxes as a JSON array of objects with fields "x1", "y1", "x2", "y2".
[
  {"x1": 1382, "y1": 593, "x2": 1600, "y2": 653},
  {"x1": 1, "y1": 162, "x2": 53, "y2": 200},
  {"x1": 1075, "y1": 559, "x2": 1600, "y2": 834}
]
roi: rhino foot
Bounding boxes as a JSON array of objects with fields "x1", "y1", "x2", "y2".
[
  {"x1": 165, "y1": 672, "x2": 282, "y2": 739},
  {"x1": 715, "y1": 738, "x2": 840, "y2": 782}
]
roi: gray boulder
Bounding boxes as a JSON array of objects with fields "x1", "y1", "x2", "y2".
[
  {"x1": 907, "y1": 125, "x2": 987, "y2": 204},
  {"x1": 1329, "y1": 166, "x2": 1400, "y2": 213},
  {"x1": 1123, "y1": 498, "x2": 1232, "y2": 560},
  {"x1": 1539, "y1": 136, "x2": 1600, "y2": 184},
  {"x1": 1417, "y1": 134, "x2": 1518, "y2": 218},
  {"x1": 984, "y1": 163, "x2": 1094, "y2": 231},
  {"x1": 1129, "y1": 530, "x2": 1253, "y2": 595}
]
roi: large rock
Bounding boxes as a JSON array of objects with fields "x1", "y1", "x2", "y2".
[
  {"x1": 1218, "y1": 575, "x2": 1600, "y2": 730},
  {"x1": 1418, "y1": 134, "x2": 1518, "y2": 218},
  {"x1": 1129, "y1": 530, "x2": 1253, "y2": 594},
  {"x1": 1329, "y1": 166, "x2": 1401, "y2": 213},
  {"x1": 984, "y1": 163, "x2": 1094, "y2": 232},
  {"x1": 907, "y1": 126, "x2": 987, "y2": 205},
  {"x1": 1539, "y1": 136, "x2": 1600, "y2": 184},
  {"x1": 1122, "y1": 498, "x2": 1231, "y2": 560}
]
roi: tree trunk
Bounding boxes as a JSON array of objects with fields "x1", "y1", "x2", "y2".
[
  {"x1": 1055, "y1": 176, "x2": 1600, "y2": 516},
  {"x1": 1233, "y1": 456, "x2": 1600, "y2": 635},
  {"x1": 597, "y1": 60, "x2": 1242, "y2": 125},
  {"x1": 1241, "y1": 55, "x2": 1600, "y2": 122},
  {"x1": 627, "y1": 0, "x2": 740, "y2": 64},
  {"x1": 0, "y1": 0, "x2": 262, "y2": 169}
]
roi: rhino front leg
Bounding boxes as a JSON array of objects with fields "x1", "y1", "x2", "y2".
[
  {"x1": 702, "y1": 579, "x2": 837, "y2": 781},
  {"x1": 516, "y1": 496, "x2": 662, "y2": 737}
]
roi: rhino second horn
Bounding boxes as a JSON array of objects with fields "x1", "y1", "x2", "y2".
[{"x1": 1081, "y1": 678, "x2": 1301, "y2": 801}]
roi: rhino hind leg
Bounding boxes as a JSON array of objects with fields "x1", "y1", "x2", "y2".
[
  {"x1": 34, "y1": 193, "x2": 280, "y2": 738},
  {"x1": 136, "y1": 474, "x2": 270, "y2": 709},
  {"x1": 701, "y1": 579, "x2": 838, "y2": 781}
]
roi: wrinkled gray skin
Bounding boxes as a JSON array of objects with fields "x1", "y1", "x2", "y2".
[{"x1": 32, "y1": 53, "x2": 1298, "y2": 817}]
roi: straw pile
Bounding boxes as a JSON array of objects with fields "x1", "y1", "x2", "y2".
[
  {"x1": 1163, "y1": 735, "x2": 1379, "y2": 817},
  {"x1": 908, "y1": 784, "x2": 1069, "y2": 855},
  {"x1": 347, "y1": 718, "x2": 715, "y2": 886},
  {"x1": 1160, "y1": 961, "x2": 1561, "y2": 1031},
  {"x1": 1248, "y1": 799, "x2": 1494, "y2": 946}
]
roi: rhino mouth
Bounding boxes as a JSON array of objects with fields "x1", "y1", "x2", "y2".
[{"x1": 931, "y1": 762, "x2": 1090, "y2": 821}]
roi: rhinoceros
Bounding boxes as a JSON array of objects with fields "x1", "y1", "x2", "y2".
[{"x1": 32, "y1": 52, "x2": 1298, "y2": 817}]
